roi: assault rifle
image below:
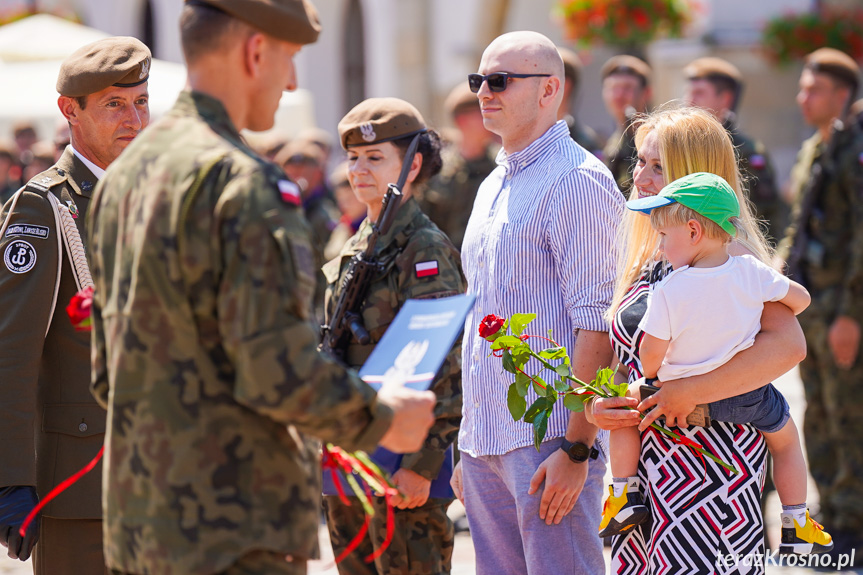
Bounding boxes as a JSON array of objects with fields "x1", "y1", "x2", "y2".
[
  {"x1": 785, "y1": 118, "x2": 845, "y2": 282},
  {"x1": 320, "y1": 134, "x2": 421, "y2": 361}
]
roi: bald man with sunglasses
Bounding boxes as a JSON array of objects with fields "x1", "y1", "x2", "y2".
[{"x1": 453, "y1": 31, "x2": 623, "y2": 574}]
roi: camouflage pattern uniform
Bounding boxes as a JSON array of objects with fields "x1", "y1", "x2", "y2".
[
  {"x1": 566, "y1": 116, "x2": 604, "y2": 160},
  {"x1": 780, "y1": 122, "x2": 863, "y2": 533},
  {"x1": 322, "y1": 196, "x2": 465, "y2": 575},
  {"x1": 726, "y1": 121, "x2": 787, "y2": 247},
  {"x1": 603, "y1": 123, "x2": 636, "y2": 196},
  {"x1": 88, "y1": 90, "x2": 395, "y2": 575},
  {"x1": 303, "y1": 185, "x2": 340, "y2": 319},
  {"x1": 420, "y1": 144, "x2": 497, "y2": 251},
  {"x1": 0, "y1": 148, "x2": 107, "y2": 575}
]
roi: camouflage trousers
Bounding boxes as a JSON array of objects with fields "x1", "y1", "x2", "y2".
[
  {"x1": 323, "y1": 495, "x2": 454, "y2": 575},
  {"x1": 799, "y1": 310, "x2": 863, "y2": 532},
  {"x1": 111, "y1": 550, "x2": 306, "y2": 575}
]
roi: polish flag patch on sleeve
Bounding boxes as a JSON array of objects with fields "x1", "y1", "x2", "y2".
[
  {"x1": 415, "y1": 260, "x2": 439, "y2": 278},
  {"x1": 278, "y1": 180, "x2": 301, "y2": 205}
]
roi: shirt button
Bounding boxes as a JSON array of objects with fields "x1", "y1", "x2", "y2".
[
  {"x1": 474, "y1": 402, "x2": 480, "y2": 408},
  {"x1": 78, "y1": 422, "x2": 88, "y2": 433},
  {"x1": 56, "y1": 168, "x2": 65, "y2": 176}
]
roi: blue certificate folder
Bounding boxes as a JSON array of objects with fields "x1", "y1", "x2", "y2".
[{"x1": 322, "y1": 293, "x2": 475, "y2": 499}]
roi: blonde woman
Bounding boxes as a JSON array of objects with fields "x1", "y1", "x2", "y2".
[{"x1": 587, "y1": 107, "x2": 806, "y2": 574}]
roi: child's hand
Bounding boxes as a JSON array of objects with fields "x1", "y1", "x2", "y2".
[{"x1": 637, "y1": 381, "x2": 697, "y2": 431}]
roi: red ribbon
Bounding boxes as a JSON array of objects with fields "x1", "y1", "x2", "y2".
[
  {"x1": 668, "y1": 433, "x2": 706, "y2": 509},
  {"x1": 19, "y1": 446, "x2": 104, "y2": 538}
]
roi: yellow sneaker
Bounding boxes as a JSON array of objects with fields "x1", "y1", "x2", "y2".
[
  {"x1": 779, "y1": 510, "x2": 833, "y2": 555},
  {"x1": 598, "y1": 484, "x2": 650, "y2": 538}
]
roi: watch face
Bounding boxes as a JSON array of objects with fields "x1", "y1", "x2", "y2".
[{"x1": 567, "y1": 442, "x2": 590, "y2": 461}]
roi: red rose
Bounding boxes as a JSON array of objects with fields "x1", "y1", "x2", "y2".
[
  {"x1": 66, "y1": 286, "x2": 94, "y2": 332},
  {"x1": 478, "y1": 314, "x2": 506, "y2": 341}
]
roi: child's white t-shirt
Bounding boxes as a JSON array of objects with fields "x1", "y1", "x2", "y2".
[{"x1": 638, "y1": 254, "x2": 790, "y2": 382}]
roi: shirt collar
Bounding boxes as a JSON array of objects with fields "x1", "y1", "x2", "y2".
[
  {"x1": 69, "y1": 145, "x2": 105, "y2": 180},
  {"x1": 496, "y1": 120, "x2": 569, "y2": 177}
]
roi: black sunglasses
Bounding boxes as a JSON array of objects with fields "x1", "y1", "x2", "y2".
[{"x1": 468, "y1": 72, "x2": 552, "y2": 93}]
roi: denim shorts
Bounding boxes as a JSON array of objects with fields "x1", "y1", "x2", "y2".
[{"x1": 708, "y1": 383, "x2": 790, "y2": 433}]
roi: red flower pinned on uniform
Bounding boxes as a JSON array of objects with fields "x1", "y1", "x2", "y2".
[
  {"x1": 66, "y1": 286, "x2": 94, "y2": 332},
  {"x1": 478, "y1": 314, "x2": 506, "y2": 341}
]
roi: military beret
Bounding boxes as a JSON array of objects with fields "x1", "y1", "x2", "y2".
[
  {"x1": 805, "y1": 48, "x2": 860, "y2": 92},
  {"x1": 444, "y1": 82, "x2": 479, "y2": 117},
  {"x1": 338, "y1": 97, "x2": 427, "y2": 150},
  {"x1": 296, "y1": 127, "x2": 333, "y2": 152},
  {"x1": 685, "y1": 57, "x2": 743, "y2": 87},
  {"x1": 56, "y1": 37, "x2": 151, "y2": 97},
  {"x1": 558, "y1": 47, "x2": 582, "y2": 85},
  {"x1": 601, "y1": 55, "x2": 652, "y2": 85},
  {"x1": 274, "y1": 138, "x2": 325, "y2": 166},
  {"x1": 187, "y1": 0, "x2": 321, "y2": 45}
]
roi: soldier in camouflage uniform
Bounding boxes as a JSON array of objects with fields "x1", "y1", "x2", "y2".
[
  {"x1": 323, "y1": 98, "x2": 465, "y2": 575},
  {"x1": 557, "y1": 47, "x2": 603, "y2": 159},
  {"x1": 779, "y1": 48, "x2": 863, "y2": 563},
  {"x1": 420, "y1": 83, "x2": 497, "y2": 251},
  {"x1": 601, "y1": 55, "x2": 651, "y2": 195},
  {"x1": 684, "y1": 57, "x2": 786, "y2": 247},
  {"x1": 0, "y1": 37, "x2": 150, "y2": 574},
  {"x1": 87, "y1": 3, "x2": 436, "y2": 574}
]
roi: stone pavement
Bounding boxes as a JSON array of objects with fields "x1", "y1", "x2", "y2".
[{"x1": 2, "y1": 367, "x2": 860, "y2": 574}]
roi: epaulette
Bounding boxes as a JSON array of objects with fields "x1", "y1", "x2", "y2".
[{"x1": 25, "y1": 167, "x2": 69, "y2": 194}]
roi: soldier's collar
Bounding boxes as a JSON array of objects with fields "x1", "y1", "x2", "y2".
[{"x1": 176, "y1": 90, "x2": 242, "y2": 143}]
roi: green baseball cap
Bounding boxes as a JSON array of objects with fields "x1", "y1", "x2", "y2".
[{"x1": 625, "y1": 172, "x2": 740, "y2": 236}]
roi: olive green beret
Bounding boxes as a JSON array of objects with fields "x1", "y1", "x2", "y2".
[
  {"x1": 444, "y1": 82, "x2": 479, "y2": 117},
  {"x1": 601, "y1": 55, "x2": 652, "y2": 85},
  {"x1": 56, "y1": 37, "x2": 151, "y2": 97},
  {"x1": 274, "y1": 137, "x2": 325, "y2": 166},
  {"x1": 805, "y1": 48, "x2": 860, "y2": 93},
  {"x1": 338, "y1": 97, "x2": 427, "y2": 150},
  {"x1": 685, "y1": 57, "x2": 743, "y2": 87},
  {"x1": 558, "y1": 47, "x2": 582, "y2": 85},
  {"x1": 187, "y1": 0, "x2": 321, "y2": 45}
]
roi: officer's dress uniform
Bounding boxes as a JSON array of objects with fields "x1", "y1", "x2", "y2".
[
  {"x1": 0, "y1": 147, "x2": 107, "y2": 575},
  {"x1": 783, "y1": 121, "x2": 863, "y2": 536},
  {"x1": 322, "y1": 197, "x2": 465, "y2": 575}
]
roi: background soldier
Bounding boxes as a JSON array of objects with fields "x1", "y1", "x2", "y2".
[
  {"x1": 87, "y1": 1, "x2": 436, "y2": 574},
  {"x1": 601, "y1": 55, "x2": 652, "y2": 195},
  {"x1": 420, "y1": 82, "x2": 497, "y2": 250},
  {"x1": 684, "y1": 57, "x2": 786, "y2": 247},
  {"x1": 323, "y1": 97, "x2": 465, "y2": 575},
  {"x1": 323, "y1": 161, "x2": 366, "y2": 261},
  {"x1": 557, "y1": 46, "x2": 603, "y2": 158},
  {"x1": 0, "y1": 37, "x2": 151, "y2": 574},
  {"x1": 780, "y1": 47, "x2": 863, "y2": 564}
]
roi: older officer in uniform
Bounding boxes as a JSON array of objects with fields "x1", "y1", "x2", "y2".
[
  {"x1": 420, "y1": 83, "x2": 497, "y2": 250},
  {"x1": 87, "y1": 2, "x2": 436, "y2": 574},
  {"x1": 684, "y1": 57, "x2": 786, "y2": 246},
  {"x1": 0, "y1": 37, "x2": 150, "y2": 573},
  {"x1": 323, "y1": 98, "x2": 465, "y2": 575},
  {"x1": 601, "y1": 55, "x2": 651, "y2": 195},
  {"x1": 558, "y1": 47, "x2": 603, "y2": 158},
  {"x1": 780, "y1": 48, "x2": 863, "y2": 563}
]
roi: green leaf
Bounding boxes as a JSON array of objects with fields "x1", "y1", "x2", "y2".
[
  {"x1": 502, "y1": 349, "x2": 517, "y2": 374},
  {"x1": 510, "y1": 313, "x2": 537, "y2": 336},
  {"x1": 544, "y1": 381, "x2": 557, "y2": 403},
  {"x1": 524, "y1": 397, "x2": 548, "y2": 423},
  {"x1": 593, "y1": 367, "x2": 614, "y2": 387},
  {"x1": 511, "y1": 346, "x2": 531, "y2": 368},
  {"x1": 532, "y1": 377, "x2": 546, "y2": 396},
  {"x1": 491, "y1": 335, "x2": 525, "y2": 350},
  {"x1": 538, "y1": 346, "x2": 568, "y2": 360},
  {"x1": 515, "y1": 371, "x2": 530, "y2": 396},
  {"x1": 533, "y1": 409, "x2": 549, "y2": 451},
  {"x1": 553, "y1": 377, "x2": 571, "y2": 393},
  {"x1": 507, "y1": 382, "x2": 526, "y2": 421},
  {"x1": 563, "y1": 392, "x2": 590, "y2": 412},
  {"x1": 555, "y1": 363, "x2": 570, "y2": 378}
]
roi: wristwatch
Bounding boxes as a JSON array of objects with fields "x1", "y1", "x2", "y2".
[{"x1": 560, "y1": 440, "x2": 599, "y2": 463}]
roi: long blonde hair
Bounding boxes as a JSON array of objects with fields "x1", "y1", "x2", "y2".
[{"x1": 606, "y1": 106, "x2": 773, "y2": 321}]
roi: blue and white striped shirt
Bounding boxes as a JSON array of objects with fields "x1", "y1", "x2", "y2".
[{"x1": 459, "y1": 120, "x2": 623, "y2": 457}]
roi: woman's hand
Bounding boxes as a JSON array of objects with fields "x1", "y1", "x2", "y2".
[
  {"x1": 637, "y1": 380, "x2": 697, "y2": 431},
  {"x1": 586, "y1": 396, "x2": 641, "y2": 430},
  {"x1": 391, "y1": 468, "x2": 431, "y2": 509}
]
